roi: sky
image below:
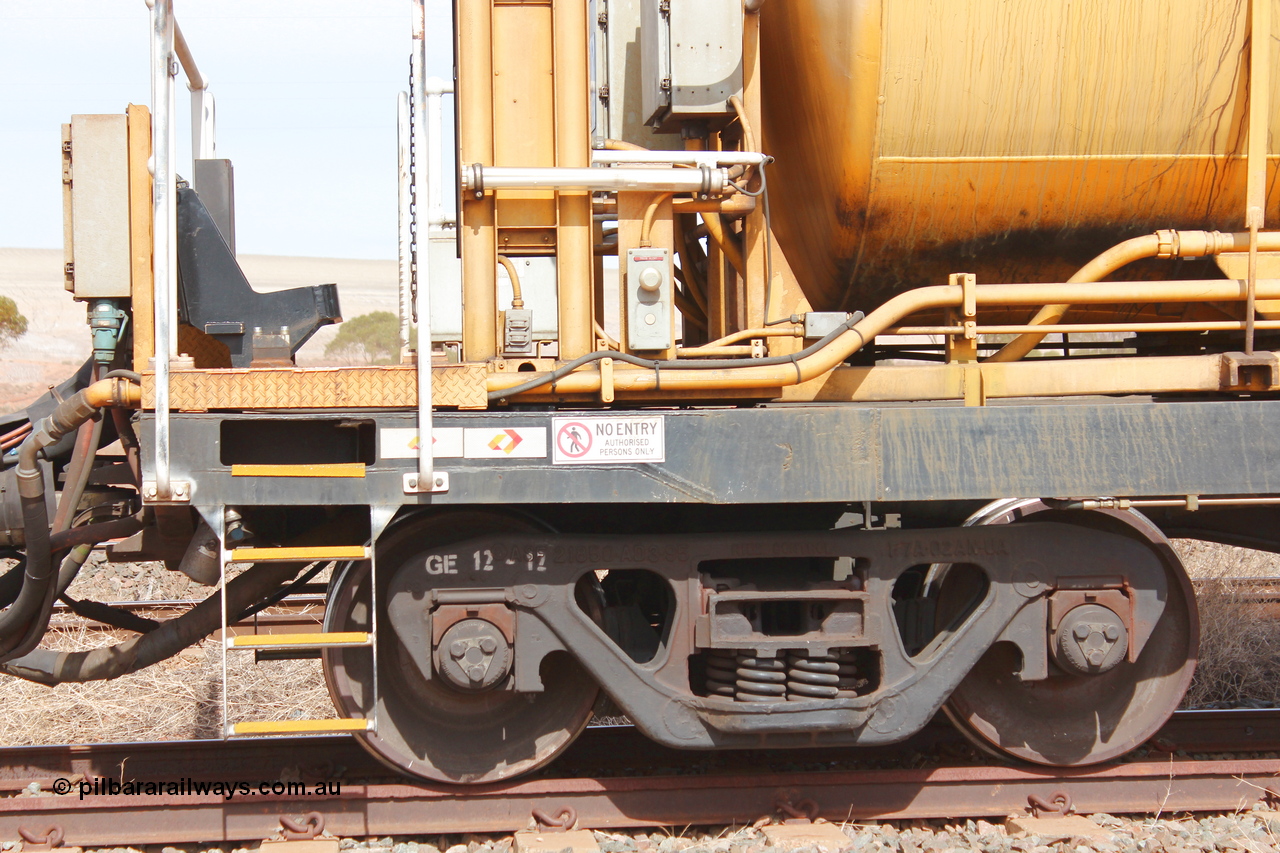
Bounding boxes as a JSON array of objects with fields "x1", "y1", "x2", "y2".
[{"x1": 0, "y1": 0, "x2": 455, "y2": 260}]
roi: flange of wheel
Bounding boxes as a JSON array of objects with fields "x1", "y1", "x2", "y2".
[
  {"x1": 938, "y1": 499, "x2": 1199, "y2": 766},
  {"x1": 322, "y1": 511, "x2": 599, "y2": 784}
]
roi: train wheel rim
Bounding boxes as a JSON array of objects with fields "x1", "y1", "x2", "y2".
[
  {"x1": 323, "y1": 511, "x2": 599, "y2": 784},
  {"x1": 940, "y1": 500, "x2": 1199, "y2": 766}
]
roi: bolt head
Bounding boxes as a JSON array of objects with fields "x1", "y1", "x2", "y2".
[
  {"x1": 450, "y1": 640, "x2": 468, "y2": 658},
  {"x1": 479, "y1": 637, "x2": 497, "y2": 654},
  {"x1": 1073, "y1": 624, "x2": 1091, "y2": 641},
  {"x1": 466, "y1": 664, "x2": 486, "y2": 681},
  {"x1": 1104, "y1": 625, "x2": 1120, "y2": 641}
]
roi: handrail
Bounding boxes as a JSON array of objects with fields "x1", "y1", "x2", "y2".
[
  {"x1": 147, "y1": 0, "x2": 213, "y2": 500},
  {"x1": 149, "y1": 0, "x2": 176, "y2": 500},
  {"x1": 174, "y1": 20, "x2": 215, "y2": 162}
]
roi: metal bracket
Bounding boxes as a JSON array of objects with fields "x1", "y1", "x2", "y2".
[
  {"x1": 1221, "y1": 351, "x2": 1278, "y2": 389},
  {"x1": 403, "y1": 471, "x2": 450, "y2": 494},
  {"x1": 142, "y1": 479, "x2": 190, "y2": 502}
]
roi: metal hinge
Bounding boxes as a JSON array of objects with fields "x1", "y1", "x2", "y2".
[
  {"x1": 597, "y1": 8, "x2": 607, "y2": 27},
  {"x1": 64, "y1": 263, "x2": 74, "y2": 278},
  {"x1": 659, "y1": 0, "x2": 670, "y2": 15},
  {"x1": 598, "y1": 85, "x2": 610, "y2": 104},
  {"x1": 660, "y1": 77, "x2": 672, "y2": 92}
]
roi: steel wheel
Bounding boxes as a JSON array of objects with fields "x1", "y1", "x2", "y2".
[
  {"x1": 939, "y1": 500, "x2": 1199, "y2": 766},
  {"x1": 323, "y1": 511, "x2": 599, "y2": 784}
]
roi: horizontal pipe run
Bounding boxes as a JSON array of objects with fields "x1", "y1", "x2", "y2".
[
  {"x1": 675, "y1": 346, "x2": 755, "y2": 357},
  {"x1": 702, "y1": 325, "x2": 803, "y2": 347},
  {"x1": 488, "y1": 276, "x2": 1280, "y2": 398},
  {"x1": 889, "y1": 320, "x2": 1280, "y2": 336},
  {"x1": 1129, "y1": 497, "x2": 1280, "y2": 507},
  {"x1": 462, "y1": 166, "x2": 729, "y2": 194},
  {"x1": 591, "y1": 150, "x2": 767, "y2": 167},
  {"x1": 992, "y1": 230, "x2": 1280, "y2": 361}
]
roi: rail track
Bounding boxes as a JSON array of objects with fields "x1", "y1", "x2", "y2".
[{"x1": 2, "y1": 709, "x2": 1279, "y2": 846}]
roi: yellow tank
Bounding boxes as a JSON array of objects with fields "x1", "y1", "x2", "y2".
[{"x1": 760, "y1": 0, "x2": 1278, "y2": 313}]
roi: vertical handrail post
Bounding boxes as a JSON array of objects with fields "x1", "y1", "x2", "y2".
[
  {"x1": 397, "y1": 91, "x2": 413, "y2": 357},
  {"x1": 150, "y1": 0, "x2": 177, "y2": 500},
  {"x1": 411, "y1": 0, "x2": 438, "y2": 492}
]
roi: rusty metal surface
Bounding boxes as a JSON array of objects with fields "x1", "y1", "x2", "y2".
[
  {"x1": 140, "y1": 364, "x2": 487, "y2": 411},
  {"x1": 760, "y1": 1, "x2": 1277, "y2": 313},
  {"x1": 2, "y1": 756, "x2": 1279, "y2": 844}
]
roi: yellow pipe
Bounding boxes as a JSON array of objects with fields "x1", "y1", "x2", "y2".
[
  {"x1": 701, "y1": 325, "x2": 802, "y2": 348},
  {"x1": 989, "y1": 230, "x2": 1280, "y2": 362},
  {"x1": 496, "y1": 254, "x2": 524, "y2": 309},
  {"x1": 701, "y1": 207, "x2": 746, "y2": 279},
  {"x1": 640, "y1": 193, "x2": 672, "y2": 248},
  {"x1": 672, "y1": 214, "x2": 709, "y2": 317},
  {"x1": 490, "y1": 275, "x2": 1280, "y2": 397},
  {"x1": 84, "y1": 377, "x2": 142, "y2": 408},
  {"x1": 603, "y1": 138, "x2": 648, "y2": 151},
  {"x1": 729, "y1": 95, "x2": 757, "y2": 156},
  {"x1": 676, "y1": 345, "x2": 753, "y2": 357}
]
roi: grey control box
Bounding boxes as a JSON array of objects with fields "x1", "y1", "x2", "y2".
[
  {"x1": 641, "y1": 0, "x2": 744, "y2": 132},
  {"x1": 626, "y1": 247, "x2": 672, "y2": 351}
]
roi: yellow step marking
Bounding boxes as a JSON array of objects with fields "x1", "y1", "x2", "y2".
[
  {"x1": 227, "y1": 631, "x2": 370, "y2": 649},
  {"x1": 229, "y1": 719, "x2": 372, "y2": 736},
  {"x1": 231, "y1": 545, "x2": 368, "y2": 562},
  {"x1": 231, "y1": 463, "x2": 366, "y2": 478}
]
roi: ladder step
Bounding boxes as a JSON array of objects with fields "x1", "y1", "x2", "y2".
[
  {"x1": 230, "y1": 463, "x2": 366, "y2": 478},
  {"x1": 228, "y1": 718, "x2": 373, "y2": 736},
  {"x1": 231, "y1": 545, "x2": 369, "y2": 562},
  {"x1": 227, "y1": 631, "x2": 371, "y2": 651}
]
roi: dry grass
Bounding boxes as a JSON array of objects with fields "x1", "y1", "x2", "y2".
[
  {"x1": 1, "y1": 539, "x2": 1279, "y2": 745},
  {"x1": 1175, "y1": 539, "x2": 1280, "y2": 709}
]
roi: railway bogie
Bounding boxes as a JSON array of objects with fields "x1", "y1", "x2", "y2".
[{"x1": 5, "y1": 0, "x2": 1280, "y2": 783}]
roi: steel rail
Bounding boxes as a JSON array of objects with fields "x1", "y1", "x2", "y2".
[{"x1": 3, "y1": 711, "x2": 1280, "y2": 844}]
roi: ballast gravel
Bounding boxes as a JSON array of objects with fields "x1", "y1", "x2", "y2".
[{"x1": 12, "y1": 810, "x2": 1279, "y2": 853}]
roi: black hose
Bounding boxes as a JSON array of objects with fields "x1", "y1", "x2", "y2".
[
  {"x1": 488, "y1": 313, "x2": 864, "y2": 401},
  {"x1": 102, "y1": 369, "x2": 142, "y2": 383},
  {"x1": 59, "y1": 596, "x2": 159, "y2": 635},
  {"x1": 0, "y1": 494, "x2": 55, "y2": 660},
  {"x1": 1, "y1": 379, "x2": 140, "y2": 664},
  {"x1": 1, "y1": 561, "x2": 308, "y2": 686}
]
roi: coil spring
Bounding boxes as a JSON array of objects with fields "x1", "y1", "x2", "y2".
[
  {"x1": 704, "y1": 649, "x2": 738, "y2": 698},
  {"x1": 785, "y1": 649, "x2": 862, "y2": 700},
  {"x1": 736, "y1": 655, "x2": 788, "y2": 702}
]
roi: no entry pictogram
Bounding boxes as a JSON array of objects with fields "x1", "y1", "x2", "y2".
[{"x1": 556, "y1": 421, "x2": 593, "y2": 458}]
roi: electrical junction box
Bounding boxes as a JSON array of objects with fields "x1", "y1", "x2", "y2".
[
  {"x1": 626, "y1": 247, "x2": 672, "y2": 351},
  {"x1": 641, "y1": 0, "x2": 744, "y2": 132},
  {"x1": 62, "y1": 114, "x2": 131, "y2": 299}
]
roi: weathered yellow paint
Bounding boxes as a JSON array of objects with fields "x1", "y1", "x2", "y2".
[
  {"x1": 228, "y1": 632, "x2": 370, "y2": 648},
  {"x1": 127, "y1": 104, "x2": 153, "y2": 373},
  {"x1": 231, "y1": 546, "x2": 368, "y2": 562},
  {"x1": 230, "y1": 463, "x2": 366, "y2": 478},
  {"x1": 230, "y1": 719, "x2": 372, "y2": 735},
  {"x1": 761, "y1": 0, "x2": 1280, "y2": 313}
]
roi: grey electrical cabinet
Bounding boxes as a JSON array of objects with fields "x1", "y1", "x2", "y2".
[
  {"x1": 62, "y1": 114, "x2": 132, "y2": 299},
  {"x1": 640, "y1": 0, "x2": 743, "y2": 132}
]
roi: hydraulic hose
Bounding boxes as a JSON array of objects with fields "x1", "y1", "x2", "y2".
[
  {"x1": 1, "y1": 377, "x2": 140, "y2": 663},
  {"x1": 1, "y1": 560, "x2": 307, "y2": 686}
]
